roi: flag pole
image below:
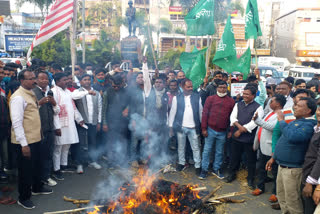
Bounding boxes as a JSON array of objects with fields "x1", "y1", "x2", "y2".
[
  {"x1": 70, "y1": 0, "x2": 78, "y2": 80},
  {"x1": 144, "y1": 0, "x2": 157, "y2": 69}
]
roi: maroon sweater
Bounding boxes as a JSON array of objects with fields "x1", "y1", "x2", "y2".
[{"x1": 201, "y1": 94, "x2": 235, "y2": 132}]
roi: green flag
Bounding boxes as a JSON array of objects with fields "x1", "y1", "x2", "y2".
[
  {"x1": 184, "y1": 0, "x2": 215, "y2": 36},
  {"x1": 245, "y1": 0, "x2": 262, "y2": 39},
  {"x1": 180, "y1": 47, "x2": 207, "y2": 88},
  {"x1": 212, "y1": 16, "x2": 237, "y2": 73},
  {"x1": 235, "y1": 47, "x2": 251, "y2": 79},
  {"x1": 187, "y1": 53, "x2": 206, "y2": 89}
]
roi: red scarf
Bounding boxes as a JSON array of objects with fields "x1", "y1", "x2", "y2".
[{"x1": 258, "y1": 112, "x2": 275, "y2": 142}]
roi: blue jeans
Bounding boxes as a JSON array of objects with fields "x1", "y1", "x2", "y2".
[
  {"x1": 201, "y1": 128, "x2": 226, "y2": 172},
  {"x1": 177, "y1": 127, "x2": 201, "y2": 168}
]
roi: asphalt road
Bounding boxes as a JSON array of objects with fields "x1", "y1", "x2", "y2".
[{"x1": 0, "y1": 165, "x2": 281, "y2": 214}]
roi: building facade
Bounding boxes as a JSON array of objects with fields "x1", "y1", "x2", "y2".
[{"x1": 273, "y1": 8, "x2": 320, "y2": 68}]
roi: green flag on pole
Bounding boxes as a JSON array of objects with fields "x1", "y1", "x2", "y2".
[
  {"x1": 245, "y1": 0, "x2": 262, "y2": 39},
  {"x1": 187, "y1": 53, "x2": 206, "y2": 89},
  {"x1": 212, "y1": 16, "x2": 237, "y2": 73},
  {"x1": 235, "y1": 47, "x2": 251, "y2": 79},
  {"x1": 180, "y1": 47, "x2": 208, "y2": 88},
  {"x1": 184, "y1": 0, "x2": 215, "y2": 36}
]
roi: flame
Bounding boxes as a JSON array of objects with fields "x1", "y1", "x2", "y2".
[
  {"x1": 88, "y1": 206, "x2": 101, "y2": 214},
  {"x1": 88, "y1": 168, "x2": 201, "y2": 214}
]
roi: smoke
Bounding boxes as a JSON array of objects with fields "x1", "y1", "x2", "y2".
[{"x1": 87, "y1": 85, "x2": 174, "y2": 204}]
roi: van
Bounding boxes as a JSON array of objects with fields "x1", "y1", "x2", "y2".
[{"x1": 288, "y1": 67, "x2": 320, "y2": 81}]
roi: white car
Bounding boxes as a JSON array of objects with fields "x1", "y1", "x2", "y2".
[{"x1": 0, "y1": 58, "x2": 27, "y2": 70}]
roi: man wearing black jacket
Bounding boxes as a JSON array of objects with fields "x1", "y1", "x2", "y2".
[
  {"x1": 33, "y1": 71, "x2": 59, "y2": 186},
  {"x1": 302, "y1": 105, "x2": 320, "y2": 214}
]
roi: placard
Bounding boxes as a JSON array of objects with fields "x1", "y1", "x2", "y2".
[{"x1": 231, "y1": 83, "x2": 247, "y2": 97}]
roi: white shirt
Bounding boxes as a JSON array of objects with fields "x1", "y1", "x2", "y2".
[
  {"x1": 10, "y1": 96, "x2": 29, "y2": 147},
  {"x1": 10, "y1": 88, "x2": 60, "y2": 147},
  {"x1": 230, "y1": 101, "x2": 264, "y2": 133},
  {"x1": 168, "y1": 95, "x2": 203, "y2": 128},
  {"x1": 71, "y1": 87, "x2": 102, "y2": 124}
]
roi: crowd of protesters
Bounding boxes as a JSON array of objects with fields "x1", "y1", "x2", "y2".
[{"x1": 0, "y1": 57, "x2": 320, "y2": 214}]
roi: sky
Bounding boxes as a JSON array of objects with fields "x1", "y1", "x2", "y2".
[{"x1": 10, "y1": 0, "x2": 320, "y2": 14}]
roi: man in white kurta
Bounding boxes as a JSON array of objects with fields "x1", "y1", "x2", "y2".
[{"x1": 51, "y1": 73, "x2": 83, "y2": 180}]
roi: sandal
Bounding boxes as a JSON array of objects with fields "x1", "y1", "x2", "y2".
[{"x1": 0, "y1": 196, "x2": 17, "y2": 205}]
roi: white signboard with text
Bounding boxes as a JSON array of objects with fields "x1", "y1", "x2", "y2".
[{"x1": 231, "y1": 83, "x2": 247, "y2": 97}]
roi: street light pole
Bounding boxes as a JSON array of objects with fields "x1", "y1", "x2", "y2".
[{"x1": 82, "y1": 0, "x2": 86, "y2": 64}]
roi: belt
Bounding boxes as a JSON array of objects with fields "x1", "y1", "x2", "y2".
[{"x1": 279, "y1": 165, "x2": 296, "y2": 169}]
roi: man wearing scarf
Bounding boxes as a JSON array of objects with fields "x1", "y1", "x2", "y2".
[
  {"x1": 199, "y1": 80, "x2": 235, "y2": 180},
  {"x1": 148, "y1": 76, "x2": 169, "y2": 165}
]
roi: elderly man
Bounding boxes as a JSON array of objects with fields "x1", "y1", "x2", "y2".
[
  {"x1": 273, "y1": 97, "x2": 317, "y2": 214},
  {"x1": 10, "y1": 69, "x2": 52, "y2": 209}
]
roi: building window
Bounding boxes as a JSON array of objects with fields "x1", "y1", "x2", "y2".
[{"x1": 135, "y1": 0, "x2": 149, "y2": 4}]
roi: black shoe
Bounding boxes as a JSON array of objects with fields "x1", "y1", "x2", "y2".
[
  {"x1": 195, "y1": 168, "x2": 201, "y2": 176},
  {"x1": 52, "y1": 170, "x2": 64, "y2": 181},
  {"x1": 32, "y1": 187, "x2": 53, "y2": 195},
  {"x1": 198, "y1": 171, "x2": 208, "y2": 180},
  {"x1": 60, "y1": 165, "x2": 75, "y2": 173},
  {"x1": 247, "y1": 179, "x2": 255, "y2": 190},
  {"x1": 264, "y1": 177, "x2": 273, "y2": 183},
  {"x1": 224, "y1": 174, "x2": 236, "y2": 183},
  {"x1": 18, "y1": 199, "x2": 35, "y2": 209},
  {"x1": 176, "y1": 164, "x2": 186, "y2": 172}
]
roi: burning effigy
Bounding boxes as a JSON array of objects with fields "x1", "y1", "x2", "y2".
[{"x1": 44, "y1": 166, "x2": 245, "y2": 214}]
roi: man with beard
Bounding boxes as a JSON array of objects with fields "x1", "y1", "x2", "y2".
[
  {"x1": 10, "y1": 70, "x2": 52, "y2": 209},
  {"x1": 128, "y1": 72, "x2": 151, "y2": 167},
  {"x1": 102, "y1": 73, "x2": 129, "y2": 167},
  {"x1": 168, "y1": 79, "x2": 203, "y2": 176},
  {"x1": 149, "y1": 76, "x2": 169, "y2": 164}
]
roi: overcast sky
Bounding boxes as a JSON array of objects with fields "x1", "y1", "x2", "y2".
[{"x1": 10, "y1": 0, "x2": 320, "y2": 14}]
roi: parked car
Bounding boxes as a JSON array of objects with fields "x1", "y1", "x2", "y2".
[
  {"x1": 0, "y1": 58, "x2": 27, "y2": 69},
  {"x1": 0, "y1": 50, "x2": 11, "y2": 58},
  {"x1": 288, "y1": 67, "x2": 320, "y2": 82}
]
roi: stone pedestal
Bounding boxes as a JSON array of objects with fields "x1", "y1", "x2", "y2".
[{"x1": 120, "y1": 36, "x2": 141, "y2": 68}]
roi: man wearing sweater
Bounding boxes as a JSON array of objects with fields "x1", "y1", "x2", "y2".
[
  {"x1": 225, "y1": 85, "x2": 264, "y2": 189},
  {"x1": 273, "y1": 97, "x2": 317, "y2": 214},
  {"x1": 302, "y1": 105, "x2": 320, "y2": 214},
  {"x1": 199, "y1": 80, "x2": 235, "y2": 179}
]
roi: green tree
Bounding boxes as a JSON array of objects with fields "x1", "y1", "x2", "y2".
[
  {"x1": 175, "y1": 28, "x2": 186, "y2": 34},
  {"x1": 158, "y1": 48, "x2": 183, "y2": 70},
  {"x1": 31, "y1": 31, "x2": 71, "y2": 67},
  {"x1": 80, "y1": 30, "x2": 121, "y2": 67},
  {"x1": 85, "y1": 1, "x2": 121, "y2": 40},
  {"x1": 16, "y1": 0, "x2": 53, "y2": 17},
  {"x1": 159, "y1": 18, "x2": 173, "y2": 33}
]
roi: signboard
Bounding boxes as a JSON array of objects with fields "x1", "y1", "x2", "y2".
[
  {"x1": 121, "y1": 37, "x2": 141, "y2": 68},
  {"x1": 4, "y1": 34, "x2": 34, "y2": 52},
  {"x1": 231, "y1": 83, "x2": 247, "y2": 97},
  {"x1": 306, "y1": 33, "x2": 320, "y2": 46},
  {"x1": 296, "y1": 50, "x2": 320, "y2": 57},
  {"x1": 169, "y1": 6, "x2": 182, "y2": 15}
]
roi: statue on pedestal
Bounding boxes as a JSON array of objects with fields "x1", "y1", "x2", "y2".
[{"x1": 126, "y1": 0, "x2": 136, "y2": 37}]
